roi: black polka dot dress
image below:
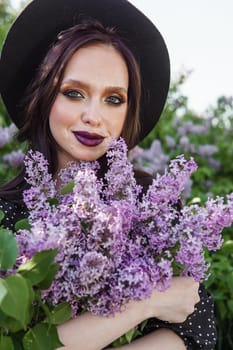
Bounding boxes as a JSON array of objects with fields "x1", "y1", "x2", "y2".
[{"x1": 0, "y1": 197, "x2": 28, "y2": 231}]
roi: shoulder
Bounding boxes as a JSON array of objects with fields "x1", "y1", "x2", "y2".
[{"x1": 0, "y1": 197, "x2": 28, "y2": 231}]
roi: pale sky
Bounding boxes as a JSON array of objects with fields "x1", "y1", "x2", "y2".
[{"x1": 10, "y1": 0, "x2": 233, "y2": 114}]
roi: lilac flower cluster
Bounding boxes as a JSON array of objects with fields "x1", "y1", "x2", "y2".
[
  {"x1": 174, "y1": 117, "x2": 221, "y2": 170},
  {"x1": 16, "y1": 139, "x2": 233, "y2": 316},
  {"x1": 3, "y1": 149, "x2": 25, "y2": 167},
  {"x1": 0, "y1": 124, "x2": 18, "y2": 148},
  {"x1": 128, "y1": 140, "x2": 169, "y2": 175},
  {"x1": 129, "y1": 140, "x2": 192, "y2": 199}
]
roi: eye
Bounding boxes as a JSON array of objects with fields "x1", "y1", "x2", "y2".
[
  {"x1": 61, "y1": 89, "x2": 84, "y2": 99},
  {"x1": 106, "y1": 95, "x2": 124, "y2": 105}
]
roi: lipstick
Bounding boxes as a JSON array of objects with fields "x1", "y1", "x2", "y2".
[{"x1": 73, "y1": 131, "x2": 104, "y2": 147}]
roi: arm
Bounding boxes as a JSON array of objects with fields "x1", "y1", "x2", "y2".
[
  {"x1": 57, "y1": 277, "x2": 199, "y2": 350},
  {"x1": 106, "y1": 329, "x2": 186, "y2": 350},
  {"x1": 141, "y1": 284, "x2": 217, "y2": 349}
]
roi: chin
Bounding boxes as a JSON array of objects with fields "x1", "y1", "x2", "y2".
[{"x1": 76, "y1": 152, "x2": 105, "y2": 162}]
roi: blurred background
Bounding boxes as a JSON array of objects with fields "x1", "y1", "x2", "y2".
[
  {"x1": 131, "y1": 0, "x2": 233, "y2": 114},
  {"x1": 0, "y1": 1, "x2": 233, "y2": 349}
]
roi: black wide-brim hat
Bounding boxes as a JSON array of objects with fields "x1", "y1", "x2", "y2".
[{"x1": 0, "y1": 0, "x2": 170, "y2": 142}]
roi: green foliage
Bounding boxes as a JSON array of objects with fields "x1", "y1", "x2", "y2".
[
  {"x1": 0, "y1": 225, "x2": 71, "y2": 350},
  {"x1": 0, "y1": 227, "x2": 18, "y2": 269},
  {"x1": 204, "y1": 238, "x2": 233, "y2": 349},
  {"x1": 110, "y1": 320, "x2": 148, "y2": 347},
  {"x1": 0, "y1": 0, "x2": 15, "y2": 121},
  {"x1": 0, "y1": 3, "x2": 26, "y2": 183},
  {"x1": 0, "y1": 0, "x2": 15, "y2": 45}
]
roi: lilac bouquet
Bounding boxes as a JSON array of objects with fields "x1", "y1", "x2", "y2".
[{"x1": 14, "y1": 138, "x2": 233, "y2": 320}]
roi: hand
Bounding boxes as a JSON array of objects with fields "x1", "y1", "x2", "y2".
[
  {"x1": 145, "y1": 276, "x2": 200, "y2": 323},
  {"x1": 57, "y1": 277, "x2": 199, "y2": 349}
]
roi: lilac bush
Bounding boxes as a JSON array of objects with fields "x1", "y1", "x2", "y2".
[
  {"x1": 0, "y1": 123, "x2": 25, "y2": 182},
  {"x1": 0, "y1": 123, "x2": 17, "y2": 148},
  {"x1": 14, "y1": 138, "x2": 233, "y2": 317},
  {"x1": 2, "y1": 149, "x2": 25, "y2": 167}
]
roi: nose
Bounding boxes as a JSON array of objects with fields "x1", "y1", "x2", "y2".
[{"x1": 81, "y1": 99, "x2": 102, "y2": 127}]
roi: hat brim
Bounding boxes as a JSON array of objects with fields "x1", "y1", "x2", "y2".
[{"x1": 0, "y1": 0, "x2": 170, "y2": 142}]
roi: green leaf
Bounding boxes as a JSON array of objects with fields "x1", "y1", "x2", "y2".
[
  {"x1": 216, "y1": 300, "x2": 227, "y2": 320},
  {"x1": 172, "y1": 260, "x2": 186, "y2": 275},
  {"x1": 227, "y1": 299, "x2": 233, "y2": 313},
  {"x1": 204, "y1": 273, "x2": 216, "y2": 288},
  {"x1": 48, "y1": 325, "x2": 64, "y2": 348},
  {"x1": 0, "y1": 306, "x2": 28, "y2": 333},
  {"x1": 0, "y1": 228, "x2": 18, "y2": 270},
  {"x1": 0, "y1": 275, "x2": 32, "y2": 329},
  {"x1": 0, "y1": 311, "x2": 25, "y2": 333},
  {"x1": 110, "y1": 327, "x2": 140, "y2": 347},
  {"x1": 139, "y1": 319, "x2": 148, "y2": 332},
  {"x1": 221, "y1": 240, "x2": 233, "y2": 255},
  {"x1": 14, "y1": 218, "x2": 31, "y2": 231},
  {"x1": 0, "y1": 336, "x2": 14, "y2": 350},
  {"x1": 49, "y1": 302, "x2": 72, "y2": 325},
  {"x1": 125, "y1": 328, "x2": 139, "y2": 343},
  {"x1": 46, "y1": 198, "x2": 59, "y2": 206},
  {"x1": 0, "y1": 278, "x2": 8, "y2": 301},
  {"x1": 23, "y1": 323, "x2": 63, "y2": 350},
  {"x1": 0, "y1": 307, "x2": 8, "y2": 325},
  {"x1": 37, "y1": 263, "x2": 60, "y2": 290},
  {"x1": 110, "y1": 336, "x2": 127, "y2": 347},
  {"x1": 18, "y1": 249, "x2": 58, "y2": 286},
  {"x1": 12, "y1": 332, "x2": 25, "y2": 350},
  {"x1": 227, "y1": 274, "x2": 233, "y2": 293},
  {"x1": 0, "y1": 210, "x2": 4, "y2": 223},
  {"x1": 60, "y1": 180, "x2": 74, "y2": 195}
]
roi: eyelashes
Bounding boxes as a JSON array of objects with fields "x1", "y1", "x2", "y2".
[
  {"x1": 105, "y1": 95, "x2": 125, "y2": 105},
  {"x1": 61, "y1": 89, "x2": 84, "y2": 99},
  {"x1": 60, "y1": 88, "x2": 126, "y2": 106}
]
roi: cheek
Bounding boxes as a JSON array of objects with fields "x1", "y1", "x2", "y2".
[
  {"x1": 50, "y1": 102, "x2": 65, "y2": 125},
  {"x1": 111, "y1": 112, "x2": 127, "y2": 137},
  {"x1": 49, "y1": 99, "x2": 74, "y2": 130},
  {"x1": 49, "y1": 103, "x2": 69, "y2": 142}
]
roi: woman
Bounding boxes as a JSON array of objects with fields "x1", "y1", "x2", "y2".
[{"x1": 0, "y1": 0, "x2": 217, "y2": 349}]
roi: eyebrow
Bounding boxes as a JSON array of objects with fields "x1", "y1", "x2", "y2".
[{"x1": 61, "y1": 79, "x2": 128, "y2": 95}]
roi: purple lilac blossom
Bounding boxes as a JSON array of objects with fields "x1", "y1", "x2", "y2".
[
  {"x1": 3, "y1": 150, "x2": 25, "y2": 167},
  {"x1": 14, "y1": 138, "x2": 233, "y2": 316},
  {"x1": 129, "y1": 140, "x2": 169, "y2": 175},
  {"x1": 165, "y1": 135, "x2": 176, "y2": 149},
  {"x1": 197, "y1": 145, "x2": 219, "y2": 157},
  {"x1": 207, "y1": 157, "x2": 221, "y2": 171},
  {"x1": 176, "y1": 120, "x2": 209, "y2": 137},
  {"x1": 0, "y1": 123, "x2": 18, "y2": 148},
  {"x1": 104, "y1": 138, "x2": 141, "y2": 204},
  {"x1": 178, "y1": 136, "x2": 196, "y2": 153}
]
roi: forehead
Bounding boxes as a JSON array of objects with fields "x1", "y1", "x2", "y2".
[{"x1": 63, "y1": 43, "x2": 129, "y2": 85}]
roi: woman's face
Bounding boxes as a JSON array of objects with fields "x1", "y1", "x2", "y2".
[{"x1": 49, "y1": 43, "x2": 128, "y2": 171}]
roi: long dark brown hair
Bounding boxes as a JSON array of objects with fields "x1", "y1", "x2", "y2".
[{"x1": 0, "y1": 20, "x2": 141, "y2": 199}]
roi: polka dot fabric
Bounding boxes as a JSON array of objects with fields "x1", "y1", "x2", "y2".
[
  {"x1": 142, "y1": 285, "x2": 217, "y2": 348},
  {"x1": 0, "y1": 197, "x2": 28, "y2": 231}
]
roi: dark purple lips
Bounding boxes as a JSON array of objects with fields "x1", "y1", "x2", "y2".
[{"x1": 73, "y1": 131, "x2": 104, "y2": 147}]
